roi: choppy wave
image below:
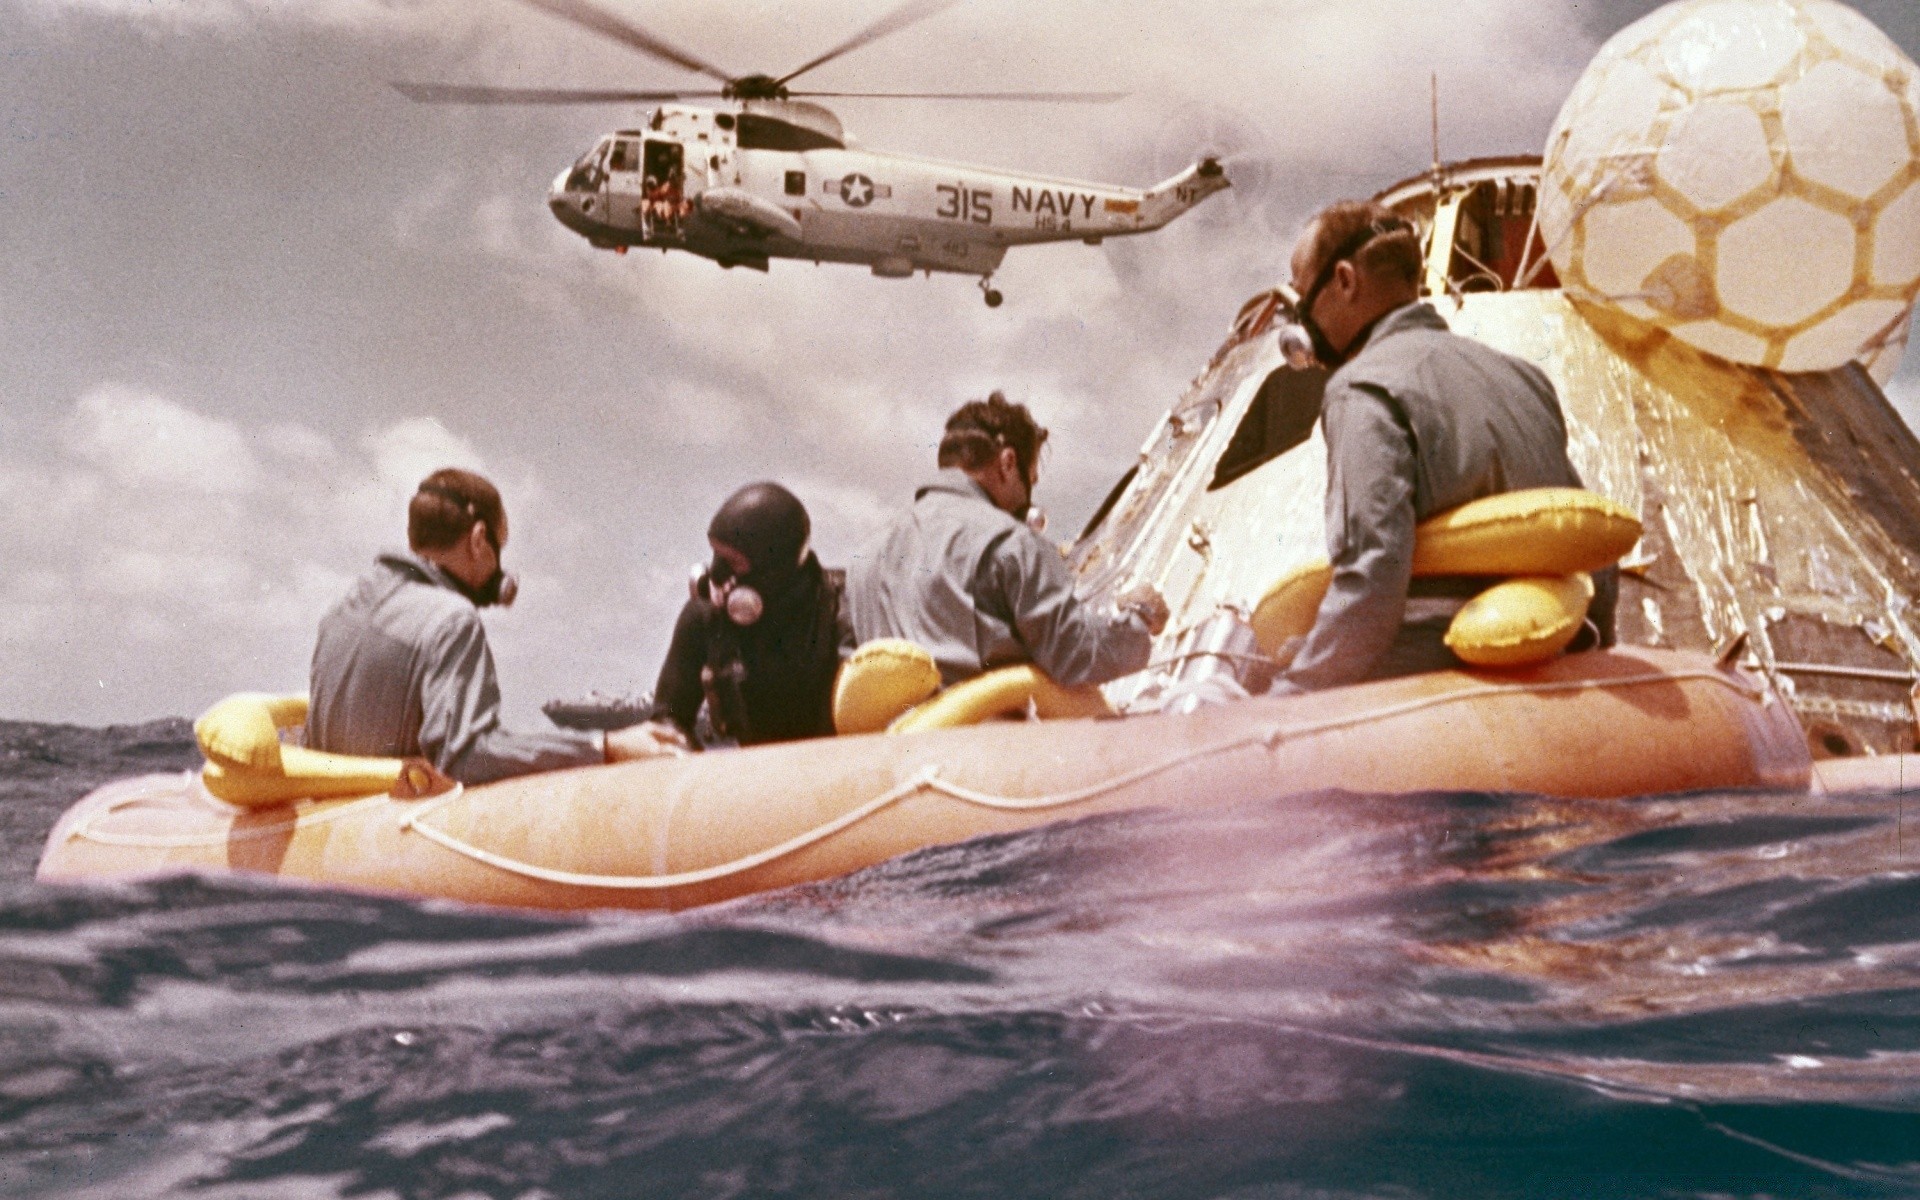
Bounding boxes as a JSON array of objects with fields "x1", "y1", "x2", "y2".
[{"x1": 2, "y1": 720, "x2": 1918, "y2": 1198}]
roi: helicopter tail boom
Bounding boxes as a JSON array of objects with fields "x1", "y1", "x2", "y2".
[{"x1": 1135, "y1": 157, "x2": 1231, "y2": 230}]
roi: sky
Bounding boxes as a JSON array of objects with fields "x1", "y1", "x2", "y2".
[{"x1": 4, "y1": 0, "x2": 1920, "y2": 727}]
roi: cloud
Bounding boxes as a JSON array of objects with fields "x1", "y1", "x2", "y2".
[
  {"x1": 63, "y1": 383, "x2": 264, "y2": 495},
  {"x1": 0, "y1": 384, "x2": 581, "y2": 723}
]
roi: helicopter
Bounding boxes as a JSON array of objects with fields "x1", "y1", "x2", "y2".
[{"x1": 396, "y1": 0, "x2": 1231, "y2": 306}]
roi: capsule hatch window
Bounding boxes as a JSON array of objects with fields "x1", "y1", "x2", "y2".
[{"x1": 1209, "y1": 366, "x2": 1329, "y2": 490}]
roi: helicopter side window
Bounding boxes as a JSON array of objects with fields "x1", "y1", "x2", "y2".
[
  {"x1": 608, "y1": 139, "x2": 641, "y2": 174},
  {"x1": 1209, "y1": 366, "x2": 1329, "y2": 490},
  {"x1": 785, "y1": 171, "x2": 806, "y2": 196},
  {"x1": 735, "y1": 113, "x2": 844, "y2": 152}
]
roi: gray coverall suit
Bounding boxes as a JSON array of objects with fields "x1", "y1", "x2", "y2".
[
  {"x1": 1280, "y1": 302, "x2": 1614, "y2": 692},
  {"x1": 308, "y1": 551, "x2": 603, "y2": 784},
  {"x1": 847, "y1": 470, "x2": 1153, "y2": 688}
]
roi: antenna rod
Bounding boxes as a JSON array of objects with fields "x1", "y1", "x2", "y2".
[{"x1": 1430, "y1": 71, "x2": 1440, "y2": 177}]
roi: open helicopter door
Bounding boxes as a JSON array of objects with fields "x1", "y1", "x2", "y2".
[{"x1": 642, "y1": 139, "x2": 689, "y2": 237}]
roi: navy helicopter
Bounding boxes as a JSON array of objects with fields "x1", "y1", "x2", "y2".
[{"x1": 396, "y1": 0, "x2": 1230, "y2": 306}]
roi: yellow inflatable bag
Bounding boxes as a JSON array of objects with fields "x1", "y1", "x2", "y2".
[
  {"x1": 1249, "y1": 560, "x2": 1333, "y2": 657},
  {"x1": 1445, "y1": 573, "x2": 1594, "y2": 667},
  {"x1": 888, "y1": 665, "x2": 1112, "y2": 734},
  {"x1": 194, "y1": 692, "x2": 424, "y2": 808},
  {"x1": 203, "y1": 746, "x2": 411, "y2": 806},
  {"x1": 1411, "y1": 488, "x2": 1640, "y2": 576},
  {"x1": 834, "y1": 640, "x2": 942, "y2": 734},
  {"x1": 1249, "y1": 489, "x2": 1636, "y2": 659},
  {"x1": 194, "y1": 692, "x2": 310, "y2": 772}
]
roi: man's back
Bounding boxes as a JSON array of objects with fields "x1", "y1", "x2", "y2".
[
  {"x1": 309, "y1": 553, "x2": 472, "y2": 762},
  {"x1": 850, "y1": 474, "x2": 1025, "y2": 686},
  {"x1": 853, "y1": 393, "x2": 1161, "y2": 689},
  {"x1": 310, "y1": 551, "x2": 600, "y2": 783},
  {"x1": 1283, "y1": 302, "x2": 1601, "y2": 690},
  {"x1": 1334, "y1": 304, "x2": 1580, "y2": 520},
  {"x1": 849, "y1": 471, "x2": 1151, "y2": 688}
]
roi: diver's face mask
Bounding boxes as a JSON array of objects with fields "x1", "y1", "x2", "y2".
[
  {"x1": 693, "y1": 536, "x2": 815, "y2": 627},
  {"x1": 474, "y1": 566, "x2": 517, "y2": 608},
  {"x1": 1277, "y1": 217, "x2": 1414, "y2": 371},
  {"x1": 691, "y1": 559, "x2": 764, "y2": 626}
]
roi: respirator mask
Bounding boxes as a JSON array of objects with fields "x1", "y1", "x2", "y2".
[
  {"x1": 1274, "y1": 216, "x2": 1415, "y2": 371},
  {"x1": 471, "y1": 520, "x2": 517, "y2": 608},
  {"x1": 470, "y1": 564, "x2": 518, "y2": 608}
]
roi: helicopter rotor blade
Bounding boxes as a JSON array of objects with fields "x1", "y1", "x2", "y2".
[
  {"x1": 791, "y1": 90, "x2": 1128, "y2": 103},
  {"x1": 392, "y1": 82, "x2": 722, "y2": 105},
  {"x1": 510, "y1": 0, "x2": 736, "y2": 86},
  {"x1": 775, "y1": 0, "x2": 964, "y2": 87}
]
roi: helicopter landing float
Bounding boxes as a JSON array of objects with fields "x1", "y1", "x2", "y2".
[
  {"x1": 543, "y1": 100, "x2": 1227, "y2": 304},
  {"x1": 397, "y1": 0, "x2": 1231, "y2": 306}
]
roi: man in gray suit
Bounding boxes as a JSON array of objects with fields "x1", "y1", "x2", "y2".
[
  {"x1": 1276, "y1": 200, "x2": 1614, "y2": 692},
  {"x1": 309, "y1": 468, "x2": 678, "y2": 782},
  {"x1": 848, "y1": 394, "x2": 1167, "y2": 689}
]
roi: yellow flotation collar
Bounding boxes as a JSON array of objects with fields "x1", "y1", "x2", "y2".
[
  {"x1": 888, "y1": 665, "x2": 1112, "y2": 734},
  {"x1": 1444, "y1": 572, "x2": 1595, "y2": 667},
  {"x1": 833, "y1": 641, "x2": 1113, "y2": 735},
  {"x1": 1409, "y1": 487, "x2": 1640, "y2": 576},
  {"x1": 194, "y1": 692, "x2": 433, "y2": 808},
  {"x1": 833, "y1": 639, "x2": 942, "y2": 734},
  {"x1": 1251, "y1": 488, "x2": 1639, "y2": 668}
]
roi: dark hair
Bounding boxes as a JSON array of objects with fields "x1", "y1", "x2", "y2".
[
  {"x1": 1300, "y1": 200, "x2": 1422, "y2": 290},
  {"x1": 409, "y1": 468, "x2": 504, "y2": 552},
  {"x1": 937, "y1": 391, "x2": 1048, "y2": 480}
]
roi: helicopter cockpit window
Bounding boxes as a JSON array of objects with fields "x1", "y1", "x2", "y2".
[
  {"x1": 1209, "y1": 365, "x2": 1329, "y2": 490},
  {"x1": 608, "y1": 139, "x2": 641, "y2": 174},
  {"x1": 565, "y1": 142, "x2": 610, "y2": 193}
]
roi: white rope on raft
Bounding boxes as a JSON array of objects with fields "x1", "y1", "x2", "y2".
[
  {"x1": 390, "y1": 666, "x2": 1761, "y2": 892},
  {"x1": 72, "y1": 777, "x2": 463, "y2": 850}
]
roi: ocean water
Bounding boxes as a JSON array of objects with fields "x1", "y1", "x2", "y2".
[{"x1": 2, "y1": 719, "x2": 1918, "y2": 1199}]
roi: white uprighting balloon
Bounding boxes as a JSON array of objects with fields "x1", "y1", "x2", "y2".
[{"x1": 1539, "y1": 0, "x2": 1920, "y2": 380}]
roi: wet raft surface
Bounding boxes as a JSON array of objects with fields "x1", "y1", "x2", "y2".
[{"x1": 2, "y1": 721, "x2": 1919, "y2": 1197}]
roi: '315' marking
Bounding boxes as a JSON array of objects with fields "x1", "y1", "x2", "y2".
[{"x1": 935, "y1": 184, "x2": 993, "y2": 225}]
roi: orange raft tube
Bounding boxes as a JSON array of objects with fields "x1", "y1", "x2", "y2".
[{"x1": 37, "y1": 648, "x2": 1810, "y2": 912}]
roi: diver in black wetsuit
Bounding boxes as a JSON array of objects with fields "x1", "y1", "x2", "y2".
[{"x1": 650, "y1": 483, "x2": 855, "y2": 747}]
